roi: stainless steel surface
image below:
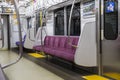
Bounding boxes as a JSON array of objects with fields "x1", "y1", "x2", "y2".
[
  {"x1": 64, "y1": 7, "x2": 67, "y2": 36},
  {"x1": 0, "y1": 15, "x2": 9, "y2": 50},
  {"x1": 102, "y1": 0, "x2": 120, "y2": 77},
  {"x1": 68, "y1": 0, "x2": 78, "y2": 48},
  {"x1": 47, "y1": 0, "x2": 81, "y2": 12},
  {"x1": 2, "y1": 0, "x2": 23, "y2": 69},
  {"x1": 0, "y1": 15, "x2": 4, "y2": 48},
  {"x1": 95, "y1": 0, "x2": 103, "y2": 75},
  {"x1": 68, "y1": 0, "x2": 76, "y2": 38},
  {"x1": 40, "y1": 9, "x2": 47, "y2": 51}
]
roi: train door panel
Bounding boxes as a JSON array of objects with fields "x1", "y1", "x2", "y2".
[
  {"x1": 27, "y1": 17, "x2": 35, "y2": 41},
  {"x1": 102, "y1": 0, "x2": 120, "y2": 75},
  {"x1": 0, "y1": 15, "x2": 10, "y2": 50},
  {"x1": 0, "y1": 19, "x2": 3, "y2": 48}
]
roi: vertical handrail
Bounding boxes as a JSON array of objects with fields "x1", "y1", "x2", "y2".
[
  {"x1": 67, "y1": 0, "x2": 78, "y2": 48},
  {"x1": 39, "y1": 8, "x2": 47, "y2": 54},
  {"x1": 2, "y1": 0, "x2": 23, "y2": 69},
  {"x1": 96, "y1": 0, "x2": 103, "y2": 76},
  {"x1": 68, "y1": 0, "x2": 75, "y2": 37},
  {"x1": 40, "y1": 10, "x2": 44, "y2": 54}
]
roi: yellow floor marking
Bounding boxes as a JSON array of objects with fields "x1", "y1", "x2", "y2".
[
  {"x1": 28, "y1": 53, "x2": 46, "y2": 58},
  {"x1": 82, "y1": 75, "x2": 109, "y2": 80},
  {"x1": 104, "y1": 73, "x2": 120, "y2": 80}
]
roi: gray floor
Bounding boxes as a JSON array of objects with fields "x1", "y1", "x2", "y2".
[{"x1": 0, "y1": 51, "x2": 64, "y2": 80}]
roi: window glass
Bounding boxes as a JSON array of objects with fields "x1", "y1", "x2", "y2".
[
  {"x1": 54, "y1": 8, "x2": 64, "y2": 35},
  {"x1": 104, "y1": 0, "x2": 118, "y2": 40},
  {"x1": 27, "y1": 17, "x2": 32, "y2": 29},
  {"x1": 67, "y1": 3, "x2": 80, "y2": 36},
  {"x1": 36, "y1": 12, "x2": 40, "y2": 31}
]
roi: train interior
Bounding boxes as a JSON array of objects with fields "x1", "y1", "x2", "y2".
[{"x1": 0, "y1": 0, "x2": 120, "y2": 80}]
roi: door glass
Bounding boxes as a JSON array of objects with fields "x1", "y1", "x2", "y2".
[{"x1": 104, "y1": 0, "x2": 118, "y2": 40}]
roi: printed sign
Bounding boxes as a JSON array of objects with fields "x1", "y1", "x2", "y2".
[
  {"x1": 83, "y1": 1, "x2": 95, "y2": 18},
  {"x1": 106, "y1": 1, "x2": 115, "y2": 13}
]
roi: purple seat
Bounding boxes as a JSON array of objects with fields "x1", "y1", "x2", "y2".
[
  {"x1": 53, "y1": 49, "x2": 74, "y2": 61},
  {"x1": 44, "y1": 36, "x2": 55, "y2": 55},
  {"x1": 33, "y1": 46, "x2": 43, "y2": 51},
  {"x1": 16, "y1": 35, "x2": 26, "y2": 47},
  {"x1": 33, "y1": 36, "x2": 79, "y2": 62},
  {"x1": 33, "y1": 36, "x2": 50, "y2": 51},
  {"x1": 16, "y1": 41, "x2": 24, "y2": 46},
  {"x1": 44, "y1": 47, "x2": 55, "y2": 55}
]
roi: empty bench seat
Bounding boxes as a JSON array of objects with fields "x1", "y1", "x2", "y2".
[{"x1": 33, "y1": 36, "x2": 79, "y2": 62}]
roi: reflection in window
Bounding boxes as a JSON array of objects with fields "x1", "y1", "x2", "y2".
[
  {"x1": 36, "y1": 12, "x2": 40, "y2": 31},
  {"x1": 104, "y1": 0, "x2": 118, "y2": 40},
  {"x1": 67, "y1": 3, "x2": 80, "y2": 36},
  {"x1": 27, "y1": 17, "x2": 32, "y2": 29},
  {"x1": 54, "y1": 8, "x2": 64, "y2": 35}
]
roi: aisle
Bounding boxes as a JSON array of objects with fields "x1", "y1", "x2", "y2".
[{"x1": 0, "y1": 51, "x2": 64, "y2": 80}]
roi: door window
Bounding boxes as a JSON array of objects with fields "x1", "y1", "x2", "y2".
[{"x1": 104, "y1": 0, "x2": 118, "y2": 40}]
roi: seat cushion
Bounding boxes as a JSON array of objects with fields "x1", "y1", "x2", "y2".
[
  {"x1": 16, "y1": 41, "x2": 24, "y2": 46},
  {"x1": 33, "y1": 46, "x2": 44, "y2": 51},
  {"x1": 44, "y1": 47, "x2": 55, "y2": 55},
  {"x1": 33, "y1": 36, "x2": 79, "y2": 62},
  {"x1": 53, "y1": 49, "x2": 74, "y2": 62}
]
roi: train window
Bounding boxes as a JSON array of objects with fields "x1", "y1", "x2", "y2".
[
  {"x1": 104, "y1": 0, "x2": 118, "y2": 40},
  {"x1": 0, "y1": 28, "x2": 1, "y2": 40},
  {"x1": 54, "y1": 8, "x2": 64, "y2": 35},
  {"x1": 27, "y1": 17, "x2": 32, "y2": 29},
  {"x1": 67, "y1": 3, "x2": 80, "y2": 36},
  {"x1": 36, "y1": 12, "x2": 40, "y2": 31}
]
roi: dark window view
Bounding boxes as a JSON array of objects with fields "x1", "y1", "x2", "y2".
[
  {"x1": 36, "y1": 12, "x2": 40, "y2": 31},
  {"x1": 67, "y1": 3, "x2": 80, "y2": 36},
  {"x1": 54, "y1": 8, "x2": 64, "y2": 35},
  {"x1": 104, "y1": 0, "x2": 118, "y2": 40},
  {"x1": 27, "y1": 17, "x2": 32, "y2": 29}
]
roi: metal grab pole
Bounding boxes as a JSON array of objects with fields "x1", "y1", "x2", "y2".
[
  {"x1": 96, "y1": 0, "x2": 103, "y2": 75},
  {"x1": 2, "y1": 0, "x2": 23, "y2": 69},
  {"x1": 68, "y1": 0, "x2": 75, "y2": 37},
  {"x1": 40, "y1": 8, "x2": 47, "y2": 55},
  {"x1": 68, "y1": 0, "x2": 78, "y2": 48}
]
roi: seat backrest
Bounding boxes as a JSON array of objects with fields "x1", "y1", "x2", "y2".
[
  {"x1": 44, "y1": 36, "x2": 79, "y2": 51},
  {"x1": 59, "y1": 36, "x2": 67, "y2": 49},
  {"x1": 44, "y1": 36, "x2": 50, "y2": 47},
  {"x1": 49, "y1": 36, "x2": 55, "y2": 47},
  {"x1": 54, "y1": 36, "x2": 60, "y2": 48},
  {"x1": 65, "y1": 37, "x2": 74, "y2": 49}
]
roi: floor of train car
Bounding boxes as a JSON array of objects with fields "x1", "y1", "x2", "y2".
[{"x1": 0, "y1": 49, "x2": 94, "y2": 80}]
